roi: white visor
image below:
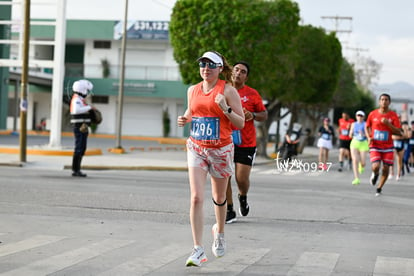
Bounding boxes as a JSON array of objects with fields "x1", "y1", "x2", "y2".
[{"x1": 197, "y1": 51, "x2": 223, "y2": 66}]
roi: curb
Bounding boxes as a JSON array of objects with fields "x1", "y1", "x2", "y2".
[
  {"x1": 0, "y1": 147, "x2": 102, "y2": 156},
  {"x1": 0, "y1": 162, "x2": 23, "y2": 167},
  {"x1": 63, "y1": 165, "x2": 188, "y2": 171}
]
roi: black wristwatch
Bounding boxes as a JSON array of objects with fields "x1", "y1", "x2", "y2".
[
  {"x1": 252, "y1": 112, "x2": 256, "y2": 120},
  {"x1": 224, "y1": 107, "x2": 232, "y2": 114}
]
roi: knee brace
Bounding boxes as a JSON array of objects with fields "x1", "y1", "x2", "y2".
[{"x1": 212, "y1": 198, "x2": 227, "y2": 206}]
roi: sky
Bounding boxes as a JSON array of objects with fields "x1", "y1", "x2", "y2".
[
  {"x1": 12, "y1": 0, "x2": 414, "y2": 86},
  {"x1": 294, "y1": 0, "x2": 414, "y2": 87}
]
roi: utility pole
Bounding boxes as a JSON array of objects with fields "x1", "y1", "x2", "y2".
[
  {"x1": 346, "y1": 46, "x2": 369, "y2": 57},
  {"x1": 321, "y1": 15, "x2": 353, "y2": 53},
  {"x1": 19, "y1": 0, "x2": 30, "y2": 162},
  {"x1": 345, "y1": 46, "x2": 369, "y2": 69},
  {"x1": 111, "y1": 0, "x2": 128, "y2": 154},
  {"x1": 321, "y1": 16, "x2": 352, "y2": 34}
]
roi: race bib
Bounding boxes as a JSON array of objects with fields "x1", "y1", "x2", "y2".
[
  {"x1": 393, "y1": 140, "x2": 403, "y2": 148},
  {"x1": 373, "y1": 130, "x2": 388, "y2": 141},
  {"x1": 356, "y1": 133, "x2": 366, "y2": 141},
  {"x1": 190, "y1": 117, "x2": 220, "y2": 141},
  {"x1": 341, "y1": 129, "x2": 349, "y2": 136},
  {"x1": 232, "y1": 130, "x2": 242, "y2": 145},
  {"x1": 322, "y1": 133, "x2": 331, "y2": 140},
  {"x1": 409, "y1": 138, "x2": 414, "y2": 145}
]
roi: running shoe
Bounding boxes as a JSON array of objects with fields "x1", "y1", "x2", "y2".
[
  {"x1": 211, "y1": 224, "x2": 226, "y2": 257},
  {"x1": 186, "y1": 246, "x2": 207, "y2": 267},
  {"x1": 370, "y1": 172, "x2": 379, "y2": 186},
  {"x1": 225, "y1": 208, "x2": 237, "y2": 224},
  {"x1": 375, "y1": 188, "x2": 382, "y2": 197},
  {"x1": 238, "y1": 194, "x2": 249, "y2": 217},
  {"x1": 352, "y1": 178, "x2": 360, "y2": 185}
]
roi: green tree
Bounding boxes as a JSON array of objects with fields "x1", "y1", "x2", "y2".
[
  {"x1": 331, "y1": 58, "x2": 376, "y2": 123},
  {"x1": 286, "y1": 25, "x2": 342, "y2": 105},
  {"x1": 282, "y1": 25, "x2": 342, "y2": 145},
  {"x1": 170, "y1": 0, "x2": 300, "y2": 91},
  {"x1": 332, "y1": 58, "x2": 360, "y2": 109}
]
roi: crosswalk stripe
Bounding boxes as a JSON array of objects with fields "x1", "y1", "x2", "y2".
[
  {"x1": 2, "y1": 235, "x2": 414, "y2": 275},
  {"x1": 256, "y1": 169, "x2": 276, "y2": 175},
  {"x1": 287, "y1": 251, "x2": 339, "y2": 276},
  {"x1": 374, "y1": 256, "x2": 414, "y2": 276},
  {"x1": 98, "y1": 243, "x2": 187, "y2": 275},
  {"x1": 199, "y1": 247, "x2": 270, "y2": 275},
  {"x1": 1, "y1": 238, "x2": 134, "y2": 276},
  {"x1": 0, "y1": 235, "x2": 66, "y2": 258}
]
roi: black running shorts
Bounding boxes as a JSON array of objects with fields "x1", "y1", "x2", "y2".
[{"x1": 234, "y1": 146, "x2": 257, "y2": 166}]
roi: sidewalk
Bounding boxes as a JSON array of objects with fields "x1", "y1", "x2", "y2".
[{"x1": 0, "y1": 131, "x2": 323, "y2": 171}]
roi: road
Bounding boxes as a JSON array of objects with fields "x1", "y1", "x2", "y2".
[{"x1": 0, "y1": 161, "x2": 414, "y2": 275}]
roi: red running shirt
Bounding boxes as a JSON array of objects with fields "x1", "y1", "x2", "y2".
[
  {"x1": 236, "y1": 85, "x2": 266, "y2": 147},
  {"x1": 189, "y1": 80, "x2": 232, "y2": 148},
  {"x1": 366, "y1": 109, "x2": 401, "y2": 148},
  {"x1": 338, "y1": 118, "x2": 354, "y2": 140}
]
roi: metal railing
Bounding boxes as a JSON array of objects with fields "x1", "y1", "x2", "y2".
[{"x1": 66, "y1": 63, "x2": 182, "y2": 81}]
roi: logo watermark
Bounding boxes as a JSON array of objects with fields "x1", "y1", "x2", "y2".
[{"x1": 274, "y1": 152, "x2": 332, "y2": 173}]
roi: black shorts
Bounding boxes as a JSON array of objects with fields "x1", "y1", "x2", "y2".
[
  {"x1": 393, "y1": 139, "x2": 404, "y2": 152},
  {"x1": 339, "y1": 139, "x2": 351, "y2": 150},
  {"x1": 234, "y1": 146, "x2": 257, "y2": 166}
]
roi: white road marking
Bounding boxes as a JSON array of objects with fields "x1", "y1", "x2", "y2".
[
  {"x1": 199, "y1": 247, "x2": 270, "y2": 275},
  {"x1": 287, "y1": 251, "x2": 340, "y2": 276},
  {"x1": 98, "y1": 243, "x2": 188, "y2": 276},
  {"x1": 1, "y1": 238, "x2": 134, "y2": 276},
  {"x1": 0, "y1": 235, "x2": 65, "y2": 258},
  {"x1": 374, "y1": 256, "x2": 414, "y2": 276}
]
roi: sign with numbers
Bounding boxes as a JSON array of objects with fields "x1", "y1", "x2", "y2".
[
  {"x1": 190, "y1": 117, "x2": 220, "y2": 141},
  {"x1": 114, "y1": 20, "x2": 169, "y2": 40}
]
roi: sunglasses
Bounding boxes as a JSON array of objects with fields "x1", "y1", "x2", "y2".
[
  {"x1": 199, "y1": 61, "x2": 220, "y2": 69},
  {"x1": 357, "y1": 114, "x2": 363, "y2": 117}
]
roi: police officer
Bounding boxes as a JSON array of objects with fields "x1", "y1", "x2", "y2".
[{"x1": 70, "y1": 79, "x2": 94, "y2": 177}]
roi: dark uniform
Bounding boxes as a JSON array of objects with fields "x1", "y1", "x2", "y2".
[{"x1": 70, "y1": 80, "x2": 94, "y2": 177}]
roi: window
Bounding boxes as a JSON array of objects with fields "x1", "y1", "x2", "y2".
[
  {"x1": 8, "y1": 98, "x2": 18, "y2": 117},
  {"x1": 93, "y1": 41, "x2": 111, "y2": 49},
  {"x1": 92, "y1": 96, "x2": 109, "y2": 104}
]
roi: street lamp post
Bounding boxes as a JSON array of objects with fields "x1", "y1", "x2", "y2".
[{"x1": 111, "y1": 0, "x2": 128, "y2": 154}]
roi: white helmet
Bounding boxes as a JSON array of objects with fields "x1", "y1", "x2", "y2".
[{"x1": 72, "y1": 79, "x2": 93, "y2": 96}]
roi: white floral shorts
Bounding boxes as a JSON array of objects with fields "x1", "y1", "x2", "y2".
[{"x1": 186, "y1": 138, "x2": 234, "y2": 178}]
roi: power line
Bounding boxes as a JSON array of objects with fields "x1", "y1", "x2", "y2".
[
  {"x1": 321, "y1": 15, "x2": 352, "y2": 34},
  {"x1": 345, "y1": 46, "x2": 369, "y2": 57}
]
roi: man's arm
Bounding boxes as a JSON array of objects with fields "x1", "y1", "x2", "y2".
[
  {"x1": 381, "y1": 117, "x2": 402, "y2": 136},
  {"x1": 253, "y1": 110, "x2": 267, "y2": 122}
]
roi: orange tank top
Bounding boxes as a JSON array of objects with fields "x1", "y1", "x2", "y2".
[{"x1": 189, "y1": 80, "x2": 232, "y2": 148}]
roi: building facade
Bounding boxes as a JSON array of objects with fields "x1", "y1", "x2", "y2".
[{"x1": 3, "y1": 16, "x2": 189, "y2": 137}]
